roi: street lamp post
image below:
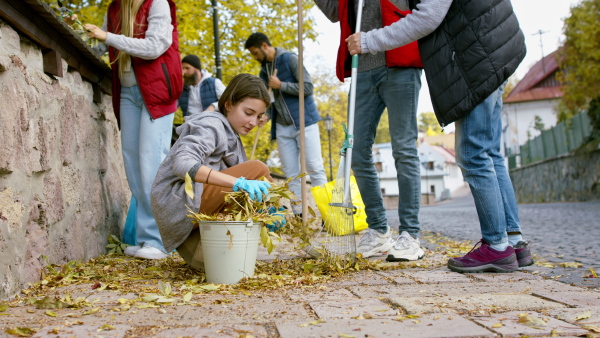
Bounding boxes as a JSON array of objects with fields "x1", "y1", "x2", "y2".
[
  {"x1": 323, "y1": 114, "x2": 334, "y2": 181},
  {"x1": 211, "y1": 0, "x2": 222, "y2": 80}
]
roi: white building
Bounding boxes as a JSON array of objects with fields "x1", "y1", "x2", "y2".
[
  {"x1": 372, "y1": 142, "x2": 465, "y2": 204},
  {"x1": 502, "y1": 48, "x2": 563, "y2": 157}
]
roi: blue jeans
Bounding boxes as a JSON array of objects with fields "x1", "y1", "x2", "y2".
[
  {"x1": 120, "y1": 86, "x2": 174, "y2": 253},
  {"x1": 455, "y1": 85, "x2": 522, "y2": 245},
  {"x1": 276, "y1": 123, "x2": 328, "y2": 214},
  {"x1": 352, "y1": 66, "x2": 422, "y2": 237}
]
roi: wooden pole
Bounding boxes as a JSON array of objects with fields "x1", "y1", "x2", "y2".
[{"x1": 297, "y1": 0, "x2": 308, "y2": 229}]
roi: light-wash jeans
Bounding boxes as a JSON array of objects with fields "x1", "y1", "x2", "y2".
[
  {"x1": 120, "y1": 86, "x2": 174, "y2": 253},
  {"x1": 455, "y1": 85, "x2": 522, "y2": 245},
  {"x1": 276, "y1": 123, "x2": 328, "y2": 214},
  {"x1": 351, "y1": 66, "x2": 422, "y2": 237}
]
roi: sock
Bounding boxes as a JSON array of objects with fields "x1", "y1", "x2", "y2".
[
  {"x1": 490, "y1": 241, "x2": 509, "y2": 251},
  {"x1": 508, "y1": 234, "x2": 523, "y2": 247}
]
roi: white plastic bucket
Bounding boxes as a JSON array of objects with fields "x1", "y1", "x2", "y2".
[{"x1": 199, "y1": 220, "x2": 262, "y2": 284}]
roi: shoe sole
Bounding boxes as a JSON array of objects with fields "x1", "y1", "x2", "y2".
[
  {"x1": 448, "y1": 262, "x2": 519, "y2": 273},
  {"x1": 386, "y1": 249, "x2": 425, "y2": 262},
  {"x1": 359, "y1": 241, "x2": 394, "y2": 258},
  {"x1": 518, "y1": 257, "x2": 535, "y2": 267}
]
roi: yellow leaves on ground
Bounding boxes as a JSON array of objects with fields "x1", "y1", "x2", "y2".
[
  {"x1": 82, "y1": 307, "x2": 100, "y2": 315},
  {"x1": 298, "y1": 319, "x2": 325, "y2": 327},
  {"x1": 491, "y1": 322, "x2": 503, "y2": 328},
  {"x1": 576, "y1": 309, "x2": 592, "y2": 321},
  {"x1": 558, "y1": 262, "x2": 584, "y2": 268},
  {"x1": 517, "y1": 312, "x2": 548, "y2": 328},
  {"x1": 5, "y1": 327, "x2": 36, "y2": 337},
  {"x1": 583, "y1": 325, "x2": 600, "y2": 333}
]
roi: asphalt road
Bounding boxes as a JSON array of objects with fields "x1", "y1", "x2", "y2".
[{"x1": 388, "y1": 186, "x2": 600, "y2": 290}]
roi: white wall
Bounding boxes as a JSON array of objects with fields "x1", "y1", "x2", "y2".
[{"x1": 502, "y1": 99, "x2": 559, "y2": 156}]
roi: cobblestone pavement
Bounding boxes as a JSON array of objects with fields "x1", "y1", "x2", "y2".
[{"x1": 387, "y1": 186, "x2": 600, "y2": 290}]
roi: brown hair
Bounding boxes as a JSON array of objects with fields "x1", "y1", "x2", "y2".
[{"x1": 218, "y1": 74, "x2": 270, "y2": 116}]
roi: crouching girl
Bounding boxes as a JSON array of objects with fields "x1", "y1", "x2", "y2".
[{"x1": 151, "y1": 73, "x2": 273, "y2": 270}]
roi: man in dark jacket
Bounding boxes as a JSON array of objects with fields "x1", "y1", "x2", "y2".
[
  {"x1": 176, "y1": 55, "x2": 225, "y2": 122},
  {"x1": 244, "y1": 32, "x2": 328, "y2": 216},
  {"x1": 347, "y1": 0, "x2": 534, "y2": 273}
]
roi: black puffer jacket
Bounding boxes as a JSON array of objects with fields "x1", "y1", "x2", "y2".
[{"x1": 413, "y1": 0, "x2": 526, "y2": 126}]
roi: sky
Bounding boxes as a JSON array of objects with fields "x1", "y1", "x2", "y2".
[{"x1": 303, "y1": 0, "x2": 582, "y2": 130}]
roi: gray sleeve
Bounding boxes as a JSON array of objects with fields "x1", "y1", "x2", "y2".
[
  {"x1": 104, "y1": 0, "x2": 173, "y2": 60},
  {"x1": 170, "y1": 118, "x2": 227, "y2": 180},
  {"x1": 279, "y1": 53, "x2": 314, "y2": 97},
  {"x1": 314, "y1": 0, "x2": 339, "y2": 23},
  {"x1": 361, "y1": 0, "x2": 452, "y2": 54}
]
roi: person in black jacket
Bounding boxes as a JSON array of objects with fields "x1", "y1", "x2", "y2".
[{"x1": 346, "y1": 0, "x2": 534, "y2": 273}]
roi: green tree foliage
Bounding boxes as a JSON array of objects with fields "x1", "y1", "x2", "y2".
[
  {"x1": 418, "y1": 111, "x2": 442, "y2": 135},
  {"x1": 532, "y1": 115, "x2": 545, "y2": 133},
  {"x1": 557, "y1": 0, "x2": 600, "y2": 122},
  {"x1": 43, "y1": 0, "x2": 316, "y2": 84}
]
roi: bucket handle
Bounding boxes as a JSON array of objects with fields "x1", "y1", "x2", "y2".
[{"x1": 246, "y1": 219, "x2": 254, "y2": 231}]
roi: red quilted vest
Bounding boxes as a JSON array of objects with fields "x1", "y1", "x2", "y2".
[
  {"x1": 336, "y1": 0, "x2": 423, "y2": 82},
  {"x1": 107, "y1": 0, "x2": 182, "y2": 126}
]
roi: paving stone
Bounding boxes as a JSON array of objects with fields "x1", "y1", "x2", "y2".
[
  {"x1": 328, "y1": 270, "x2": 393, "y2": 287},
  {"x1": 309, "y1": 298, "x2": 398, "y2": 319},
  {"x1": 532, "y1": 290, "x2": 600, "y2": 307},
  {"x1": 467, "y1": 271, "x2": 544, "y2": 283},
  {"x1": 276, "y1": 314, "x2": 495, "y2": 338},
  {"x1": 401, "y1": 269, "x2": 474, "y2": 284},
  {"x1": 153, "y1": 324, "x2": 268, "y2": 337},
  {"x1": 546, "y1": 306, "x2": 600, "y2": 324},
  {"x1": 288, "y1": 288, "x2": 357, "y2": 302},
  {"x1": 470, "y1": 310, "x2": 589, "y2": 337},
  {"x1": 175, "y1": 302, "x2": 311, "y2": 325},
  {"x1": 349, "y1": 281, "x2": 535, "y2": 299},
  {"x1": 54, "y1": 290, "x2": 139, "y2": 305},
  {"x1": 390, "y1": 294, "x2": 566, "y2": 315},
  {"x1": 375, "y1": 271, "x2": 418, "y2": 285},
  {"x1": 524, "y1": 279, "x2": 591, "y2": 293},
  {"x1": 31, "y1": 324, "x2": 130, "y2": 337}
]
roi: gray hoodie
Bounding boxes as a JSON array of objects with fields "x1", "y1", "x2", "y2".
[{"x1": 151, "y1": 111, "x2": 247, "y2": 252}]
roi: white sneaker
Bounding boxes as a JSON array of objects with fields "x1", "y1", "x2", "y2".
[
  {"x1": 387, "y1": 231, "x2": 425, "y2": 262},
  {"x1": 124, "y1": 245, "x2": 142, "y2": 257},
  {"x1": 134, "y1": 245, "x2": 168, "y2": 260},
  {"x1": 357, "y1": 228, "x2": 394, "y2": 258}
]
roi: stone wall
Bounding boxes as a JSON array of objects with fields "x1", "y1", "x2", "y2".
[
  {"x1": 0, "y1": 20, "x2": 129, "y2": 300},
  {"x1": 510, "y1": 149, "x2": 600, "y2": 203}
]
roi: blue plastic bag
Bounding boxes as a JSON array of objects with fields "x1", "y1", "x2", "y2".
[{"x1": 122, "y1": 195, "x2": 137, "y2": 245}]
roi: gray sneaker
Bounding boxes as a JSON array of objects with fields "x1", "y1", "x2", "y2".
[
  {"x1": 357, "y1": 228, "x2": 394, "y2": 258},
  {"x1": 387, "y1": 231, "x2": 425, "y2": 262}
]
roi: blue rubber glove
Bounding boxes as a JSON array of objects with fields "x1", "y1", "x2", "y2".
[
  {"x1": 265, "y1": 206, "x2": 287, "y2": 232},
  {"x1": 233, "y1": 177, "x2": 271, "y2": 202}
]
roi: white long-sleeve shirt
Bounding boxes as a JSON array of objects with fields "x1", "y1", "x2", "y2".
[
  {"x1": 360, "y1": 0, "x2": 453, "y2": 54},
  {"x1": 93, "y1": 0, "x2": 173, "y2": 87}
]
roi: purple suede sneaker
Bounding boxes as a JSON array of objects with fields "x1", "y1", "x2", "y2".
[
  {"x1": 448, "y1": 241, "x2": 518, "y2": 273},
  {"x1": 514, "y1": 241, "x2": 534, "y2": 267}
]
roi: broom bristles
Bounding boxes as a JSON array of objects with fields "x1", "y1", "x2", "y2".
[{"x1": 308, "y1": 156, "x2": 357, "y2": 264}]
